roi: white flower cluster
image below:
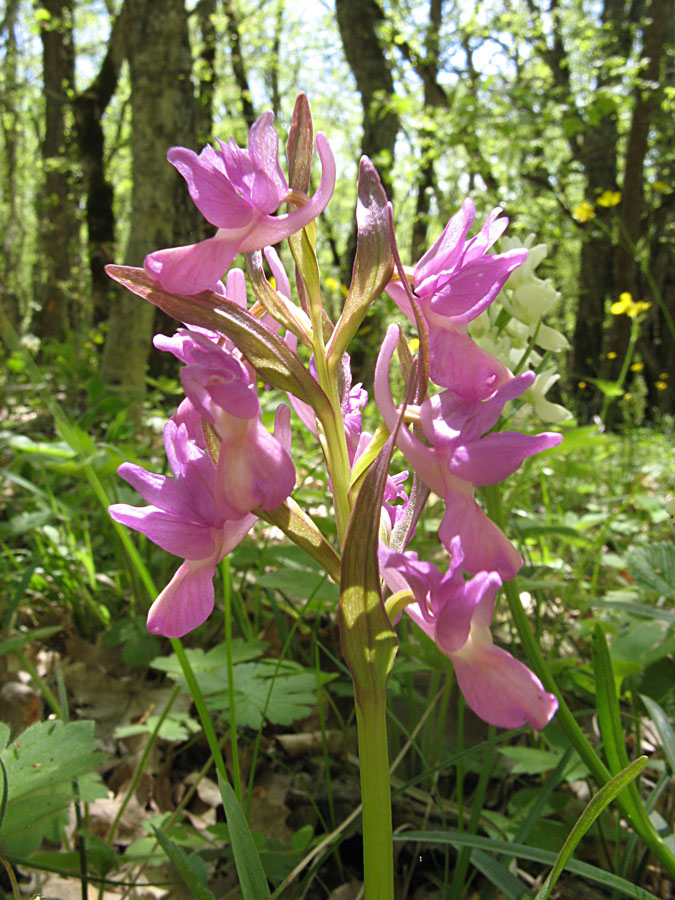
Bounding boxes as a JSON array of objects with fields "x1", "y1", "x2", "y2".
[{"x1": 468, "y1": 236, "x2": 572, "y2": 423}]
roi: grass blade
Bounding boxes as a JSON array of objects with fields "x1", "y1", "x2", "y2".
[
  {"x1": 533, "y1": 755, "x2": 647, "y2": 900},
  {"x1": 218, "y1": 774, "x2": 270, "y2": 900}
]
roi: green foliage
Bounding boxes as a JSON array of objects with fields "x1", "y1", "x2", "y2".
[
  {"x1": 0, "y1": 720, "x2": 105, "y2": 857},
  {"x1": 153, "y1": 642, "x2": 336, "y2": 729}
]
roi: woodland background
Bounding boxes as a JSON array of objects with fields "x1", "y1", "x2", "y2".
[
  {"x1": 0, "y1": 0, "x2": 673, "y2": 419},
  {"x1": 0, "y1": 1, "x2": 674, "y2": 898}
]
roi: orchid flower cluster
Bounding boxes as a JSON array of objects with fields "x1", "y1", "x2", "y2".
[{"x1": 107, "y1": 95, "x2": 561, "y2": 735}]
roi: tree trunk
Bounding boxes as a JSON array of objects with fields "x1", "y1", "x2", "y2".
[
  {"x1": 223, "y1": 0, "x2": 256, "y2": 128},
  {"x1": 411, "y1": 0, "x2": 444, "y2": 260},
  {"x1": 34, "y1": 0, "x2": 77, "y2": 342},
  {"x1": 335, "y1": 0, "x2": 399, "y2": 207},
  {"x1": 101, "y1": 0, "x2": 198, "y2": 408},
  {"x1": 335, "y1": 0, "x2": 400, "y2": 383},
  {"x1": 74, "y1": 1, "x2": 128, "y2": 326},
  {"x1": 0, "y1": 1, "x2": 22, "y2": 324},
  {"x1": 601, "y1": 0, "x2": 673, "y2": 419}
]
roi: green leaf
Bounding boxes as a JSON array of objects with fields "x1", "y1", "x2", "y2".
[
  {"x1": 592, "y1": 625, "x2": 631, "y2": 774},
  {"x1": 499, "y1": 747, "x2": 566, "y2": 776},
  {"x1": 0, "y1": 626, "x2": 63, "y2": 657},
  {"x1": 592, "y1": 625, "x2": 647, "y2": 831},
  {"x1": 585, "y1": 377, "x2": 624, "y2": 398},
  {"x1": 469, "y1": 848, "x2": 530, "y2": 899},
  {"x1": 218, "y1": 775, "x2": 270, "y2": 900},
  {"x1": 152, "y1": 826, "x2": 215, "y2": 900},
  {"x1": 339, "y1": 433, "x2": 399, "y2": 695},
  {"x1": 328, "y1": 158, "x2": 394, "y2": 363},
  {"x1": 396, "y1": 825, "x2": 659, "y2": 900},
  {"x1": 152, "y1": 640, "x2": 265, "y2": 679},
  {"x1": 204, "y1": 659, "x2": 334, "y2": 729},
  {"x1": 256, "y1": 500, "x2": 341, "y2": 583},
  {"x1": 0, "y1": 720, "x2": 106, "y2": 855},
  {"x1": 610, "y1": 620, "x2": 675, "y2": 670},
  {"x1": 626, "y1": 543, "x2": 675, "y2": 598},
  {"x1": 115, "y1": 711, "x2": 200, "y2": 743},
  {"x1": 105, "y1": 265, "x2": 331, "y2": 417},
  {"x1": 533, "y1": 757, "x2": 648, "y2": 900},
  {"x1": 640, "y1": 694, "x2": 675, "y2": 775}
]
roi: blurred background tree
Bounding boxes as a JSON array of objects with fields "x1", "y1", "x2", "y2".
[{"x1": 1, "y1": 0, "x2": 672, "y2": 420}]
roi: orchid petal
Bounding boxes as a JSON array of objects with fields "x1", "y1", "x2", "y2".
[
  {"x1": 238, "y1": 133, "x2": 336, "y2": 251},
  {"x1": 429, "y1": 251, "x2": 527, "y2": 323},
  {"x1": 448, "y1": 431, "x2": 562, "y2": 486},
  {"x1": 108, "y1": 503, "x2": 217, "y2": 559},
  {"x1": 168, "y1": 146, "x2": 256, "y2": 228},
  {"x1": 429, "y1": 327, "x2": 512, "y2": 399},
  {"x1": 439, "y1": 485, "x2": 522, "y2": 579},
  {"x1": 144, "y1": 233, "x2": 242, "y2": 295},
  {"x1": 451, "y1": 634, "x2": 558, "y2": 730},
  {"x1": 146, "y1": 557, "x2": 217, "y2": 638}
]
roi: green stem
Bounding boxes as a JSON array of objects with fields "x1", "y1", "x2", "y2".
[
  {"x1": 222, "y1": 557, "x2": 242, "y2": 804},
  {"x1": 170, "y1": 638, "x2": 229, "y2": 787},
  {"x1": 600, "y1": 316, "x2": 640, "y2": 425},
  {"x1": 355, "y1": 690, "x2": 394, "y2": 900},
  {"x1": 483, "y1": 483, "x2": 675, "y2": 877},
  {"x1": 14, "y1": 649, "x2": 62, "y2": 718}
]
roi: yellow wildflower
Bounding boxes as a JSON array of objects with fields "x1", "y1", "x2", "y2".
[
  {"x1": 610, "y1": 292, "x2": 651, "y2": 317},
  {"x1": 578, "y1": 380, "x2": 587, "y2": 389},
  {"x1": 408, "y1": 337, "x2": 420, "y2": 354},
  {"x1": 606, "y1": 351, "x2": 617, "y2": 359},
  {"x1": 573, "y1": 201, "x2": 595, "y2": 223},
  {"x1": 630, "y1": 362, "x2": 644, "y2": 372},
  {"x1": 597, "y1": 190, "x2": 622, "y2": 207},
  {"x1": 655, "y1": 381, "x2": 667, "y2": 391},
  {"x1": 659, "y1": 372, "x2": 669, "y2": 380}
]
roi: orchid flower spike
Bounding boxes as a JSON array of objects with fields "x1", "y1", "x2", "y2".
[
  {"x1": 387, "y1": 200, "x2": 528, "y2": 400},
  {"x1": 145, "y1": 112, "x2": 336, "y2": 295},
  {"x1": 380, "y1": 542, "x2": 558, "y2": 730},
  {"x1": 109, "y1": 421, "x2": 257, "y2": 637}
]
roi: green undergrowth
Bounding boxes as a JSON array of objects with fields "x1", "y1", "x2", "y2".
[{"x1": 0, "y1": 352, "x2": 673, "y2": 899}]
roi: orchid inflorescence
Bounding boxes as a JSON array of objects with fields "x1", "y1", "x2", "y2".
[{"x1": 108, "y1": 94, "x2": 561, "y2": 734}]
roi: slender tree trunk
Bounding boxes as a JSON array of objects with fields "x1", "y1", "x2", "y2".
[
  {"x1": 335, "y1": 0, "x2": 399, "y2": 207},
  {"x1": 101, "y1": 0, "x2": 198, "y2": 408},
  {"x1": 335, "y1": 0, "x2": 400, "y2": 383},
  {"x1": 74, "y1": 0, "x2": 128, "y2": 326},
  {"x1": 570, "y1": 120, "x2": 618, "y2": 420},
  {"x1": 0, "y1": 1, "x2": 22, "y2": 325},
  {"x1": 34, "y1": 0, "x2": 78, "y2": 341},
  {"x1": 601, "y1": 0, "x2": 673, "y2": 418},
  {"x1": 411, "y1": 0, "x2": 444, "y2": 260},
  {"x1": 196, "y1": 0, "x2": 218, "y2": 147},
  {"x1": 223, "y1": 0, "x2": 256, "y2": 128}
]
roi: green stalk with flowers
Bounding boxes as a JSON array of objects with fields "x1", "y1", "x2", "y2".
[{"x1": 105, "y1": 94, "x2": 673, "y2": 897}]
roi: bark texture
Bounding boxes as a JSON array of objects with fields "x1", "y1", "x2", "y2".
[
  {"x1": 74, "y1": 1, "x2": 127, "y2": 326},
  {"x1": 101, "y1": 0, "x2": 198, "y2": 406},
  {"x1": 34, "y1": 0, "x2": 77, "y2": 341}
]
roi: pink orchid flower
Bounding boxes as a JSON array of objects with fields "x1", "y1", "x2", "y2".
[
  {"x1": 375, "y1": 325, "x2": 562, "y2": 579},
  {"x1": 380, "y1": 541, "x2": 558, "y2": 730},
  {"x1": 387, "y1": 199, "x2": 528, "y2": 400},
  {"x1": 109, "y1": 420, "x2": 257, "y2": 637},
  {"x1": 144, "y1": 112, "x2": 336, "y2": 295},
  {"x1": 178, "y1": 344, "x2": 295, "y2": 519}
]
